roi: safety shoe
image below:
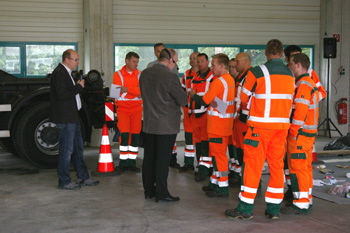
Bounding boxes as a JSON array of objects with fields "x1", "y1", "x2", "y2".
[
  {"x1": 225, "y1": 209, "x2": 253, "y2": 219},
  {"x1": 78, "y1": 178, "x2": 99, "y2": 186},
  {"x1": 265, "y1": 211, "x2": 280, "y2": 220},
  {"x1": 115, "y1": 166, "x2": 128, "y2": 173},
  {"x1": 280, "y1": 206, "x2": 307, "y2": 215},
  {"x1": 169, "y1": 162, "x2": 180, "y2": 168},
  {"x1": 178, "y1": 164, "x2": 194, "y2": 172},
  {"x1": 128, "y1": 166, "x2": 141, "y2": 173},
  {"x1": 205, "y1": 191, "x2": 229, "y2": 198},
  {"x1": 195, "y1": 173, "x2": 207, "y2": 182},
  {"x1": 202, "y1": 185, "x2": 214, "y2": 192},
  {"x1": 58, "y1": 182, "x2": 81, "y2": 190},
  {"x1": 229, "y1": 177, "x2": 241, "y2": 188},
  {"x1": 283, "y1": 188, "x2": 294, "y2": 201}
]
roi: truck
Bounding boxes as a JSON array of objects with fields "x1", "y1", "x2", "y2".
[{"x1": 0, "y1": 69, "x2": 108, "y2": 168}]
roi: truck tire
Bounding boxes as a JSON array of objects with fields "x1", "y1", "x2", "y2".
[{"x1": 12, "y1": 102, "x2": 60, "y2": 168}]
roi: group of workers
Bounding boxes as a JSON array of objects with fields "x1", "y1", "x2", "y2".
[{"x1": 111, "y1": 39, "x2": 326, "y2": 219}]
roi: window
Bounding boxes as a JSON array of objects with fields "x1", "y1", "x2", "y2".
[
  {"x1": 0, "y1": 46, "x2": 21, "y2": 74},
  {"x1": 114, "y1": 44, "x2": 315, "y2": 77},
  {"x1": 0, "y1": 42, "x2": 77, "y2": 78}
]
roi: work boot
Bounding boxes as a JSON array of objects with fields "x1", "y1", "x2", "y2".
[
  {"x1": 202, "y1": 185, "x2": 214, "y2": 192},
  {"x1": 169, "y1": 162, "x2": 180, "y2": 168},
  {"x1": 195, "y1": 173, "x2": 207, "y2": 182},
  {"x1": 178, "y1": 164, "x2": 194, "y2": 172},
  {"x1": 265, "y1": 211, "x2": 280, "y2": 220},
  {"x1": 225, "y1": 209, "x2": 253, "y2": 219},
  {"x1": 280, "y1": 206, "x2": 308, "y2": 215},
  {"x1": 283, "y1": 187, "x2": 294, "y2": 201},
  {"x1": 128, "y1": 166, "x2": 141, "y2": 173},
  {"x1": 115, "y1": 166, "x2": 128, "y2": 173},
  {"x1": 205, "y1": 191, "x2": 229, "y2": 198}
]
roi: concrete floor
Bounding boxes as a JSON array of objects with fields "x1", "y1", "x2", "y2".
[{"x1": 1, "y1": 136, "x2": 350, "y2": 233}]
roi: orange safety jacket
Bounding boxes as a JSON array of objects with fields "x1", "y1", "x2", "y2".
[
  {"x1": 112, "y1": 65, "x2": 142, "y2": 108},
  {"x1": 308, "y1": 68, "x2": 326, "y2": 101},
  {"x1": 289, "y1": 73, "x2": 319, "y2": 139},
  {"x1": 234, "y1": 67, "x2": 251, "y2": 120},
  {"x1": 189, "y1": 69, "x2": 215, "y2": 117},
  {"x1": 181, "y1": 68, "x2": 197, "y2": 92},
  {"x1": 201, "y1": 73, "x2": 235, "y2": 136},
  {"x1": 241, "y1": 59, "x2": 295, "y2": 129}
]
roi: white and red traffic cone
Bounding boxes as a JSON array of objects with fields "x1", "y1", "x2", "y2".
[{"x1": 91, "y1": 124, "x2": 120, "y2": 176}]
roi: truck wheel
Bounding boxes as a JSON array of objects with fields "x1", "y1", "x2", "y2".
[{"x1": 12, "y1": 102, "x2": 59, "y2": 168}]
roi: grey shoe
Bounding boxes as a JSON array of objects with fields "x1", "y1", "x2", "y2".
[
  {"x1": 58, "y1": 182, "x2": 81, "y2": 190},
  {"x1": 78, "y1": 178, "x2": 99, "y2": 186}
]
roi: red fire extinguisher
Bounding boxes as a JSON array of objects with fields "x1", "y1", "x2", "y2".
[{"x1": 336, "y1": 98, "x2": 347, "y2": 124}]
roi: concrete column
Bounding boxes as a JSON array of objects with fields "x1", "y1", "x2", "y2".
[
  {"x1": 83, "y1": 0, "x2": 114, "y2": 147},
  {"x1": 83, "y1": 0, "x2": 113, "y2": 86}
]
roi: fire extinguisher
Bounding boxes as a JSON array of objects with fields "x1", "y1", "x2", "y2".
[{"x1": 336, "y1": 98, "x2": 347, "y2": 124}]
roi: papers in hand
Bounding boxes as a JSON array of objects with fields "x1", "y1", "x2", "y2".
[
  {"x1": 110, "y1": 84, "x2": 121, "y2": 99},
  {"x1": 214, "y1": 97, "x2": 227, "y2": 114}
]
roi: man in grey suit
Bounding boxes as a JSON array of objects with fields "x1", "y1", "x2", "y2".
[
  {"x1": 50, "y1": 49, "x2": 99, "y2": 190},
  {"x1": 140, "y1": 48, "x2": 187, "y2": 202}
]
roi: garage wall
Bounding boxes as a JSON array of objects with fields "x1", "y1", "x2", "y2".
[
  {"x1": 113, "y1": 0, "x2": 321, "y2": 45},
  {"x1": 0, "y1": 0, "x2": 83, "y2": 42}
]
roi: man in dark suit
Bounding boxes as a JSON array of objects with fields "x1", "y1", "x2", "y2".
[
  {"x1": 140, "y1": 48, "x2": 187, "y2": 202},
  {"x1": 50, "y1": 49, "x2": 99, "y2": 190}
]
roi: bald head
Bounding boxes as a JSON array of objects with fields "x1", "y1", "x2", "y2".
[{"x1": 235, "y1": 52, "x2": 251, "y2": 73}]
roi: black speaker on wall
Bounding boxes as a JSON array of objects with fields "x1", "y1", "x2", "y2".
[{"x1": 323, "y1": 37, "x2": 337, "y2": 58}]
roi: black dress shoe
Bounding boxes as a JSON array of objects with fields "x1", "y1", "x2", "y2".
[
  {"x1": 145, "y1": 194, "x2": 155, "y2": 199},
  {"x1": 156, "y1": 195, "x2": 180, "y2": 203}
]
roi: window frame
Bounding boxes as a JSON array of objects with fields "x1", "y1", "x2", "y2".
[{"x1": 0, "y1": 42, "x2": 78, "y2": 78}]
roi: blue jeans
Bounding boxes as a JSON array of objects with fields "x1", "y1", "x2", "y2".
[{"x1": 57, "y1": 123, "x2": 89, "y2": 186}]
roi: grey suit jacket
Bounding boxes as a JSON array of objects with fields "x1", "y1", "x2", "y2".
[{"x1": 140, "y1": 62, "x2": 187, "y2": 135}]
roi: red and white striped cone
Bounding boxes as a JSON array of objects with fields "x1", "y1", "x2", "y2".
[{"x1": 91, "y1": 124, "x2": 120, "y2": 176}]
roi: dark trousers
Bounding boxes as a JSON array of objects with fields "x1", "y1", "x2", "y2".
[
  {"x1": 57, "y1": 123, "x2": 89, "y2": 186},
  {"x1": 142, "y1": 133, "x2": 176, "y2": 199}
]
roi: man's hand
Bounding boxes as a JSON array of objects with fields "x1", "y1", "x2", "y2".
[
  {"x1": 77, "y1": 79, "x2": 85, "y2": 88},
  {"x1": 189, "y1": 89, "x2": 196, "y2": 97},
  {"x1": 210, "y1": 100, "x2": 218, "y2": 108},
  {"x1": 120, "y1": 86, "x2": 128, "y2": 94}
]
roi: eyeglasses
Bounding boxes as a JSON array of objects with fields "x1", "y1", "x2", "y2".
[{"x1": 68, "y1": 57, "x2": 80, "y2": 62}]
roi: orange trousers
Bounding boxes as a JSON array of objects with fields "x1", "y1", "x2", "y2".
[
  {"x1": 238, "y1": 127, "x2": 287, "y2": 213},
  {"x1": 287, "y1": 135, "x2": 314, "y2": 210},
  {"x1": 208, "y1": 133, "x2": 229, "y2": 194},
  {"x1": 117, "y1": 105, "x2": 142, "y2": 166}
]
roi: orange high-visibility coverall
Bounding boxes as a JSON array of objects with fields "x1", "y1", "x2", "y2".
[
  {"x1": 287, "y1": 73, "x2": 319, "y2": 213},
  {"x1": 230, "y1": 68, "x2": 251, "y2": 176},
  {"x1": 113, "y1": 66, "x2": 142, "y2": 168},
  {"x1": 309, "y1": 68, "x2": 326, "y2": 101},
  {"x1": 194, "y1": 73, "x2": 235, "y2": 194},
  {"x1": 284, "y1": 68, "x2": 326, "y2": 192},
  {"x1": 181, "y1": 68, "x2": 197, "y2": 165},
  {"x1": 236, "y1": 59, "x2": 295, "y2": 215},
  {"x1": 189, "y1": 69, "x2": 215, "y2": 175}
]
